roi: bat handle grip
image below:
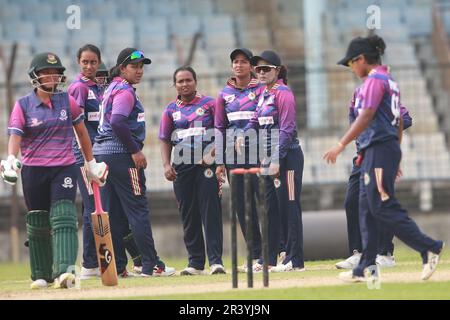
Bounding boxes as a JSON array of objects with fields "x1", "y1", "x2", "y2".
[{"x1": 92, "y1": 182, "x2": 103, "y2": 214}]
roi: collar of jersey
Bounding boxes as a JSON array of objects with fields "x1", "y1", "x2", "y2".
[
  {"x1": 78, "y1": 73, "x2": 97, "y2": 87},
  {"x1": 227, "y1": 77, "x2": 259, "y2": 90},
  {"x1": 176, "y1": 92, "x2": 202, "y2": 107}
]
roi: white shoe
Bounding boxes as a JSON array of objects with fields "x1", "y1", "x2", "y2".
[
  {"x1": 151, "y1": 265, "x2": 176, "y2": 277},
  {"x1": 30, "y1": 279, "x2": 49, "y2": 290},
  {"x1": 210, "y1": 264, "x2": 226, "y2": 275},
  {"x1": 277, "y1": 251, "x2": 286, "y2": 266},
  {"x1": 237, "y1": 259, "x2": 259, "y2": 273},
  {"x1": 118, "y1": 270, "x2": 139, "y2": 278},
  {"x1": 54, "y1": 273, "x2": 76, "y2": 289},
  {"x1": 180, "y1": 267, "x2": 205, "y2": 276},
  {"x1": 80, "y1": 267, "x2": 100, "y2": 279},
  {"x1": 422, "y1": 243, "x2": 444, "y2": 280},
  {"x1": 338, "y1": 270, "x2": 366, "y2": 283},
  {"x1": 376, "y1": 254, "x2": 396, "y2": 268},
  {"x1": 133, "y1": 266, "x2": 143, "y2": 274},
  {"x1": 335, "y1": 250, "x2": 361, "y2": 269}
]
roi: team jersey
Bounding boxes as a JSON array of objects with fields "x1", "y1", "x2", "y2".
[
  {"x1": 7, "y1": 90, "x2": 84, "y2": 167},
  {"x1": 159, "y1": 93, "x2": 215, "y2": 163},
  {"x1": 68, "y1": 73, "x2": 102, "y2": 164},
  {"x1": 349, "y1": 80, "x2": 412, "y2": 152},
  {"x1": 93, "y1": 77, "x2": 145, "y2": 155},
  {"x1": 243, "y1": 79, "x2": 299, "y2": 161},
  {"x1": 215, "y1": 78, "x2": 262, "y2": 164},
  {"x1": 353, "y1": 65, "x2": 407, "y2": 150}
]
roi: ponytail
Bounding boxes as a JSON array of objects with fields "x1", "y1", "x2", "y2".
[
  {"x1": 109, "y1": 65, "x2": 121, "y2": 79},
  {"x1": 278, "y1": 65, "x2": 288, "y2": 85},
  {"x1": 364, "y1": 35, "x2": 386, "y2": 65}
]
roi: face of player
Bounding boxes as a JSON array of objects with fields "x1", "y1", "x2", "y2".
[
  {"x1": 255, "y1": 59, "x2": 279, "y2": 87},
  {"x1": 231, "y1": 54, "x2": 252, "y2": 78},
  {"x1": 349, "y1": 55, "x2": 367, "y2": 78},
  {"x1": 78, "y1": 50, "x2": 100, "y2": 80},
  {"x1": 36, "y1": 68, "x2": 64, "y2": 92},
  {"x1": 121, "y1": 62, "x2": 144, "y2": 84},
  {"x1": 175, "y1": 70, "x2": 197, "y2": 99}
]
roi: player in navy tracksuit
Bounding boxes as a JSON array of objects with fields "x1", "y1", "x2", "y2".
[
  {"x1": 93, "y1": 48, "x2": 175, "y2": 277},
  {"x1": 215, "y1": 48, "x2": 263, "y2": 270},
  {"x1": 324, "y1": 35, "x2": 444, "y2": 282},
  {"x1": 335, "y1": 83, "x2": 413, "y2": 270},
  {"x1": 159, "y1": 66, "x2": 225, "y2": 276},
  {"x1": 239, "y1": 51, "x2": 305, "y2": 272}
]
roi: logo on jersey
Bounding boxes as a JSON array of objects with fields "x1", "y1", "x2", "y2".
[
  {"x1": 30, "y1": 118, "x2": 43, "y2": 127},
  {"x1": 248, "y1": 92, "x2": 256, "y2": 101},
  {"x1": 59, "y1": 110, "x2": 68, "y2": 121},
  {"x1": 364, "y1": 173, "x2": 371, "y2": 186},
  {"x1": 137, "y1": 112, "x2": 145, "y2": 122},
  {"x1": 47, "y1": 54, "x2": 57, "y2": 64},
  {"x1": 62, "y1": 177, "x2": 74, "y2": 189},
  {"x1": 274, "y1": 178, "x2": 281, "y2": 188},
  {"x1": 224, "y1": 94, "x2": 236, "y2": 103},
  {"x1": 204, "y1": 168, "x2": 213, "y2": 179},
  {"x1": 196, "y1": 108, "x2": 205, "y2": 116},
  {"x1": 173, "y1": 111, "x2": 181, "y2": 121},
  {"x1": 87, "y1": 89, "x2": 97, "y2": 100},
  {"x1": 87, "y1": 112, "x2": 100, "y2": 122}
]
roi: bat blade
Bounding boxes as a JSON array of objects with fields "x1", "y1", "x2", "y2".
[{"x1": 92, "y1": 182, "x2": 118, "y2": 286}]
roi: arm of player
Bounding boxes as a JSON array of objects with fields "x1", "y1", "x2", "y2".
[
  {"x1": 159, "y1": 139, "x2": 177, "y2": 181},
  {"x1": 323, "y1": 107, "x2": 377, "y2": 164}
]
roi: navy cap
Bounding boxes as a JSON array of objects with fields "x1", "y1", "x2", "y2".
[
  {"x1": 250, "y1": 50, "x2": 282, "y2": 66},
  {"x1": 116, "y1": 48, "x2": 151, "y2": 66},
  {"x1": 230, "y1": 48, "x2": 253, "y2": 61},
  {"x1": 337, "y1": 37, "x2": 378, "y2": 66}
]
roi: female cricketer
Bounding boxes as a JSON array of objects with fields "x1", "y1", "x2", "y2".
[
  {"x1": 237, "y1": 50, "x2": 305, "y2": 272},
  {"x1": 324, "y1": 35, "x2": 444, "y2": 282},
  {"x1": 2, "y1": 52, "x2": 108, "y2": 289},
  {"x1": 159, "y1": 66, "x2": 225, "y2": 275},
  {"x1": 215, "y1": 48, "x2": 263, "y2": 271},
  {"x1": 93, "y1": 48, "x2": 175, "y2": 277}
]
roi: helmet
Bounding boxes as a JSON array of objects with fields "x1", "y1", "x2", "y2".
[
  {"x1": 95, "y1": 62, "x2": 109, "y2": 87},
  {"x1": 28, "y1": 52, "x2": 66, "y2": 93}
]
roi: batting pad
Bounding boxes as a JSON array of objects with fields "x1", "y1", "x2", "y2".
[
  {"x1": 26, "y1": 210, "x2": 53, "y2": 282},
  {"x1": 123, "y1": 231, "x2": 142, "y2": 266},
  {"x1": 50, "y1": 200, "x2": 78, "y2": 278}
]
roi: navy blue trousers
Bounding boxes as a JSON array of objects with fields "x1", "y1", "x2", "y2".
[
  {"x1": 345, "y1": 159, "x2": 395, "y2": 256},
  {"x1": 76, "y1": 164, "x2": 98, "y2": 269},
  {"x1": 22, "y1": 164, "x2": 78, "y2": 211},
  {"x1": 353, "y1": 140, "x2": 442, "y2": 276},
  {"x1": 96, "y1": 154, "x2": 160, "y2": 275},
  {"x1": 173, "y1": 164, "x2": 223, "y2": 269},
  {"x1": 262, "y1": 147, "x2": 304, "y2": 267}
]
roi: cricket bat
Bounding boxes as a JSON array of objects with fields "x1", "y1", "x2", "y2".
[{"x1": 92, "y1": 182, "x2": 118, "y2": 286}]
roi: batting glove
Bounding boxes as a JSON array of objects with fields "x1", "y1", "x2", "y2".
[
  {"x1": 1, "y1": 155, "x2": 22, "y2": 186},
  {"x1": 86, "y1": 159, "x2": 109, "y2": 187}
]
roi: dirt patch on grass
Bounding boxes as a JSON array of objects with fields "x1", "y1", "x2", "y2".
[{"x1": 2, "y1": 269, "x2": 450, "y2": 300}]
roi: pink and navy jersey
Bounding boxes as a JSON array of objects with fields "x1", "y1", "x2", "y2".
[
  {"x1": 159, "y1": 93, "x2": 215, "y2": 154},
  {"x1": 244, "y1": 79, "x2": 299, "y2": 160},
  {"x1": 93, "y1": 77, "x2": 145, "y2": 155},
  {"x1": 349, "y1": 81, "x2": 412, "y2": 152},
  {"x1": 215, "y1": 78, "x2": 262, "y2": 164},
  {"x1": 7, "y1": 90, "x2": 84, "y2": 167},
  {"x1": 68, "y1": 73, "x2": 102, "y2": 164},
  {"x1": 352, "y1": 65, "x2": 408, "y2": 150}
]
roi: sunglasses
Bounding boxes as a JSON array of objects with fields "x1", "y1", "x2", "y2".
[
  {"x1": 348, "y1": 55, "x2": 362, "y2": 67},
  {"x1": 120, "y1": 50, "x2": 144, "y2": 65},
  {"x1": 255, "y1": 65, "x2": 278, "y2": 73}
]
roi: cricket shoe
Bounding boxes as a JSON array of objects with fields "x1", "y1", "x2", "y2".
[
  {"x1": 133, "y1": 265, "x2": 143, "y2": 274},
  {"x1": 30, "y1": 279, "x2": 51, "y2": 290},
  {"x1": 210, "y1": 264, "x2": 226, "y2": 275},
  {"x1": 270, "y1": 261, "x2": 305, "y2": 273},
  {"x1": 335, "y1": 250, "x2": 361, "y2": 269},
  {"x1": 422, "y1": 242, "x2": 445, "y2": 280},
  {"x1": 237, "y1": 259, "x2": 259, "y2": 273},
  {"x1": 277, "y1": 251, "x2": 286, "y2": 266},
  {"x1": 376, "y1": 254, "x2": 396, "y2": 268},
  {"x1": 252, "y1": 262, "x2": 275, "y2": 273},
  {"x1": 338, "y1": 270, "x2": 367, "y2": 283},
  {"x1": 148, "y1": 265, "x2": 176, "y2": 277},
  {"x1": 118, "y1": 269, "x2": 139, "y2": 278},
  {"x1": 54, "y1": 273, "x2": 76, "y2": 289},
  {"x1": 180, "y1": 267, "x2": 205, "y2": 276},
  {"x1": 80, "y1": 266, "x2": 100, "y2": 279}
]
